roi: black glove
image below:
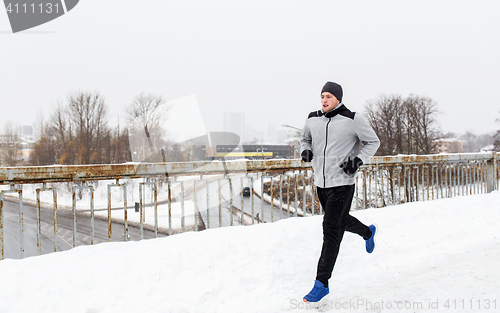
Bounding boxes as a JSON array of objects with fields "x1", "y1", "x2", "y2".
[
  {"x1": 301, "y1": 150, "x2": 313, "y2": 162},
  {"x1": 340, "y1": 156, "x2": 363, "y2": 175}
]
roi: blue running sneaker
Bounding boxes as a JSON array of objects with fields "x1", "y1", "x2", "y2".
[
  {"x1": 303, "y1": 280, "x2": 329, "y2": 303},
  {"x1": 365, "y1": 224, "x2": 376, "y2": 253}
]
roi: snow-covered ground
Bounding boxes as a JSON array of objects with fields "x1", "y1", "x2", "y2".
[{"x1": 1, "y1": 192, "x2": 499, "y2": 313}]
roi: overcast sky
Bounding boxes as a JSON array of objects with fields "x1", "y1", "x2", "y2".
[{"x1": 1, "y1": 0, "x2": 499, "y2": 140}]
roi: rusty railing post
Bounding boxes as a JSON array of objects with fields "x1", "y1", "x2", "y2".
[{"x1": 486, "y1": 152, "x2": 498, "y2": 193}]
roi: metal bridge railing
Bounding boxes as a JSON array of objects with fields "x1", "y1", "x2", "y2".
[{"x1": 0, "y1": 152, "x2": 498, "y2": 260}]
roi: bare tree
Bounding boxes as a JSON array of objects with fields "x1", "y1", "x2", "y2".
[
  {"x1": 43, "y1": 91, "x2": 111, "y2": 165},
  {"x1": 494, "y1": 113, "x2": 500, "y2": 152},
  {"x1": 494, "y1": 134, "x2": 500, "y2": 151},
  {"x1": 404, "y1": 95, "x2": 440, "y2": 154},
  {"x1": 126, "y1": 92, "x2": 170, "y2": 162},
  {"x1": 365, "y1": 94, "x2": 440, "y2": 155},
  {"x1": 460, "y1": 131, "x2": 477, "y2": 152},
  {"x1": 0, "y1": 122, "x2": 19, "y2": 166},
  {"x1": 365, "y1": 94, "x2": 405, "y2": 155},
  {"x1": 31, "y1": 91, "x2": 136, "y2": 165},
  {"x1": 460, "y1": 131, "x2": 494, "y2": 152},
  {"x1": 50, "y1": 102, "x2": 70, "y2": 148},
  {"x1": 107, "y1": 126, "x2": 132, "y2": 164},
  {"x1": 67, "y1": 91, "x2": 109, "y2": 163},
  {"x1": 30, "y1": 111, "x2": 58, "y2": 166},
  {"x1": 162, "y1": 141, "x2": 185, "y2": 162}
]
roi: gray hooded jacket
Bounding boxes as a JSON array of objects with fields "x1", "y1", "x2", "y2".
[{"x1": 300, "y1": 104, "x2": 380, "y2": 188}]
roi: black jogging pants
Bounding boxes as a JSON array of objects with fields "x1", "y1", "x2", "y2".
[{"x1": 315, "y1": 184, "x2": 372, "y2": 287}]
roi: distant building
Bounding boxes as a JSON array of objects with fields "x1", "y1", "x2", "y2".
[
  {"x1": 193, "y1": 144, "x2": 293, "y2": 160},
  {"x1": 16, "y1": 138, "x2": 36, "y2": 165},
  {"x1": 433, "y1": 138, "x2": 464, "y2": 154},
  {"x1": 480, "y1": 144, "x2": 494, "y2": 153},
  {"x1": 0, "y1": 125, "x2": 35, "y2": 166}
]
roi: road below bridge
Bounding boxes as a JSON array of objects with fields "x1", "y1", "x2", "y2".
[{"x1": 1, "y1": 200, "x2": 161, "y2": 260}]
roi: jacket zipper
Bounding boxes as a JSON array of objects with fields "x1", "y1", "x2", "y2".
[{"x1": 322, "y1": 118, "x2": 331, "y2": 188}]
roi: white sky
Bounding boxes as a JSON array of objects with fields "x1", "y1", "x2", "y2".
[{"x1": 1, "y1": 0, "x2": 499, "y2": 138}]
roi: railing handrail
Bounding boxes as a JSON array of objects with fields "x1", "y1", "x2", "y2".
[
  {"x1": 0, "y1": 152, "x2": 497, "y2": 184},
  {"x1": 0, "y1": 159, "x2": 308, "y2": 184},
  {"x1": 369, "y1": 152, "x2": 498, "y2": 165}
]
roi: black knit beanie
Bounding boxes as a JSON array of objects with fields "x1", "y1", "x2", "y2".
[{"x1": 321, "y1": 81, "x2": 343, "y2": 102}]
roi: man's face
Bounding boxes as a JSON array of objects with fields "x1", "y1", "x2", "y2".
[{"x1": 321, "y1": 92, "x2": 340, "y2": 112}]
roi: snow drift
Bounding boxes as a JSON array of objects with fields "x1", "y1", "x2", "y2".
[{"x1": 0, "y1": 192, "x2": 499, "y2": 313}]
